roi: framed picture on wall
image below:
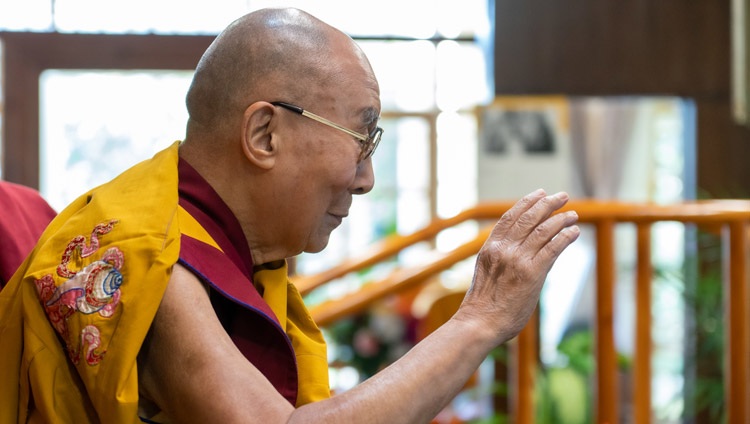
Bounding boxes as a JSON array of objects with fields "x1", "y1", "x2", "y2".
[
  {"x1": 479, "y1": 96, "x2": 568, "y2": 156},
  {"x1": 476, "y1": 96, "x2": 572, "y2": 200}
]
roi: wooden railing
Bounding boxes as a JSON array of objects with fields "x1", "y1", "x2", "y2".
[{"x1": 293, "y1": 200, "x2": 750, "y2": 423}]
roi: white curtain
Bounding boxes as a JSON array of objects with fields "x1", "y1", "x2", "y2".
[
  {"x1": 543, "y1": 97, "x2": 671, "y2": 362},
  {"x1": 569, "y1": 97, "x2": 641, "y2": 199}
]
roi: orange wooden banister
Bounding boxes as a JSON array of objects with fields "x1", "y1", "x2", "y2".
[
  {"x1": 294, "y1": 203, "x2": 512, "y2": 296},
  {"x1": 294, "y1": 200, "x2": 750, "y2": 424}
]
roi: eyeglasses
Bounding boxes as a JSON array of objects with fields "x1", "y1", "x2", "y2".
[{"x1": 271, "y1": 101, "x2": 383, "y2": 162}]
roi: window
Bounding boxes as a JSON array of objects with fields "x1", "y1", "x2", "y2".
[{"x1": 39, "y1": 70, "x2": 192, "y2": 210}]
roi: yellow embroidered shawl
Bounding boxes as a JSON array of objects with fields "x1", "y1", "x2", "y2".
[{"x1": 0, "y1": 142, "x2": 329, "y2": 423}]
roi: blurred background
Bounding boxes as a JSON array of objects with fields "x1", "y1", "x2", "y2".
[{"x1": 2, "y1": 1, "x2": 749, "y2": 422}]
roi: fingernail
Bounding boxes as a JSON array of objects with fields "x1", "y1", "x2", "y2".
[{"x1": 554, "y1": 192, "x2": 569, "y2": 201}]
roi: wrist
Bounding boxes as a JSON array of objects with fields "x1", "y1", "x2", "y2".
[{"x1": 448, "y1": 309, "x2": 508, "y2": 350}]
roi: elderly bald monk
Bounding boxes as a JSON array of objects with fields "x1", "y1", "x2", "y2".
[{"x1": 0, "y1": 7, "x2": 580, "y2": 423}]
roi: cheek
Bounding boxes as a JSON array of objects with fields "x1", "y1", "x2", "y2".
[
  {"x1": 332, "y1": 161, "x2": 359, "y2": 187},
  {"x1": 312, "y1": 162, "x2": 357, "y2": 194},
  {"x1": 290, "y1": 158, "x2": 357, "y2": 213}
]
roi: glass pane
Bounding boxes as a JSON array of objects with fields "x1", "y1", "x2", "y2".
[
  {"x1": 50, "y1": 0, "x2": 468, "y2": 37},
  {"x1": 54, "y1": 0, "x2": 248, "y2": 34},
  {"x1": 436, "y1": 111, "x2": 477, "y2": 219},
  {"x1": 436, "y1": 41, "x2": 491, "y2": 111},
  {"x1": 402, "y1": 117, "x2": 434, "y2": 231},
  {"x1": 40, "y1": 70, "x2": 192, "y2": 211},
  {"x1": 360, "y1": 40, "x2": 436, "y2": 112},
  {"x1": 250, "y1": 0, "x2": 438, "y2": 38},
  {"x1": 0, "y1": 0, "x2": 52, "y2": 31},
  {"x1": 436, "y1": 0, "x2": 491, "y2": 38},
  {"x1": 1, "y1": 0, "x2": 491, "y2": 37}
]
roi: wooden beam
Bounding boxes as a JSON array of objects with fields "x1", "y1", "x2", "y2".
[{"x1": 0, "y1": 32, "x2": 214, "y2": 187}]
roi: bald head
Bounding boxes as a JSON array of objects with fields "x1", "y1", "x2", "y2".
[{"x1": 185, "y1": 8, "x2": 372, "y2": 138}]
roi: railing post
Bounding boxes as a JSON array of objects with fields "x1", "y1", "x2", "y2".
[
  {"x1": 726, "y1": 220, "x2": 750, "y2": 424},
  {"x1": 634, "y1": 223, "x2": 653, "y2": 423},
  {"x1": 514, "y1": 310, "x2": 538, "y2": 424},
  {"x1": 596, "y1": 220, "x2": 619, "y2": 423}
]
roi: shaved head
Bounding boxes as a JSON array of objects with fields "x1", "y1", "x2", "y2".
[
  {"x1": 179, "y1": 8, "x2": 381, "y2": 262},
  {"x1": 185, "y1": 8, "x2": 371, "y2": 138}
]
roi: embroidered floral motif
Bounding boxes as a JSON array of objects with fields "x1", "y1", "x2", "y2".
[
  {"x1": 69, "y1": 325, "x2": 106, "y2": 366},
  {"x1": 34, "y1": 220, "x2": 122, "y2": 365},
  {"x1": 56, "y1": 220, "x2": 119, "y2": 278}
]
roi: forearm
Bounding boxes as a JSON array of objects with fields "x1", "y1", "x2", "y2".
[
  {"x1": 145, "y1": 191, "x2": 578, "y2": 424},
  {"x1": 289, "y1": 315, "x2": 497, "y2": 424}
]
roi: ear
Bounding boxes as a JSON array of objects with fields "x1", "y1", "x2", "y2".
[{"x1": 241, "y1": 101, "x2": 278, "y2": 170}]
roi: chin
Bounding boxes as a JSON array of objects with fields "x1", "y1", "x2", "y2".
[{"x1": 303, "y1": 235, "x2": 331, "y2": 254}]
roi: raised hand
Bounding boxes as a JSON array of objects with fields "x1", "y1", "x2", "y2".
[{"x1": 457, "y1": 189, "x2": 580, "y2": 344}]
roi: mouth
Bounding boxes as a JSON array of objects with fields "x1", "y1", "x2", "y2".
[{"x1": 328, "y1": 212, "x2": 347, "y2": 226}]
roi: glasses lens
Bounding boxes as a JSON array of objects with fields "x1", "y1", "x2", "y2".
[{"x1": 361, "y1": 127, "x2": 383, "y2": 160}]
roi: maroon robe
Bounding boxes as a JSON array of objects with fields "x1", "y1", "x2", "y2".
[
  {"x1": 0, "y1": 182, "x2": 56, "y2": 288},
  {"x1": 177, "y1": 158, "x2": 299, "y2": 405}
]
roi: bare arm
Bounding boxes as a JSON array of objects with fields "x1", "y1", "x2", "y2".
[{"x1": 138, "y1": 189, "x2": 579, "y2": 424}]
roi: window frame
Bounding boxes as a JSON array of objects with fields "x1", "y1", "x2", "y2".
[{"x1": 0, "y1": 32, "x2": 214, "y2": 188}]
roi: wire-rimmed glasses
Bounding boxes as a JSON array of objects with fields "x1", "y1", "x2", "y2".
[{"x1": 271, "y1": 101, "x2": 383, "y2": 162}]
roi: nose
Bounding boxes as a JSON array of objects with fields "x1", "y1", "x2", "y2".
[{"x1": 351, "y1": 157, "x2": 375, "y2": 195}]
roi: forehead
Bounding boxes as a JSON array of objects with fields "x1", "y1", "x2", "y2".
[
  {"x1": 301, "y1": 32, "x2": 380, "y2": 120},
  {"x1": 313, "y1": 62, "x2": 380, "y2": 125}
]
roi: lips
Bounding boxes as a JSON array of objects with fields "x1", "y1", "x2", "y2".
[{"x1": 327, "y1": 212, "x2": 347, "y2": 228}]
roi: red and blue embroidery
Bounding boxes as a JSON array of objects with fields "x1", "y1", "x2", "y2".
[{"x1": 34, "y1": 220, "x2": 122, "y2": 366}]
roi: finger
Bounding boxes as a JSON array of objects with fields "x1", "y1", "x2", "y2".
[
  {"x1": 489, "y1": 188, "x2": 547, "y2": 239},
  {"x1": 521, "y1": 209, "x2": 579, "y2": 255},
  {"x1": 503, "y1": 191, "x2": 571, "y2": 243},
  {"x1": 537, "y1": 224, "x2": 581, "y2": 266}
]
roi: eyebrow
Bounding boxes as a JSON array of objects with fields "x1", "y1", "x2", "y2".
[{"x1": 360, "y1": 106, "x2": 380, "y2": 128}]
